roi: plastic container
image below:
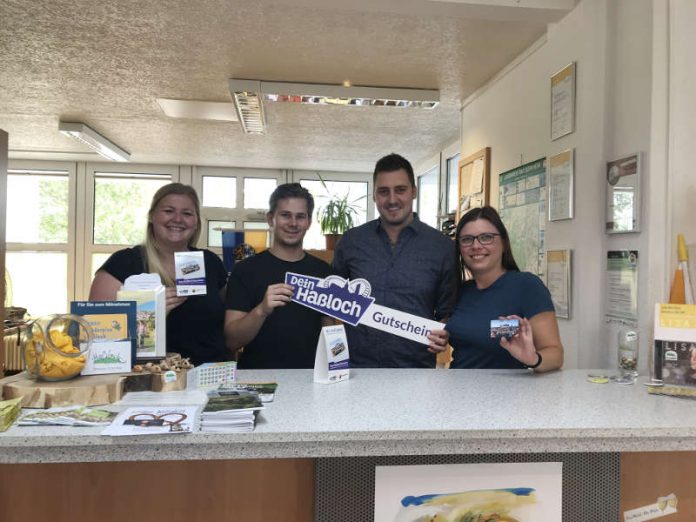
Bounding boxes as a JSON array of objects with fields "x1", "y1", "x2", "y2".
[
  {"x1": 617, "y1": 326, "x2": 639, "y2": 377},
  {"x1": 21, "y1": 314, "x2": 93, "y2": 381}
]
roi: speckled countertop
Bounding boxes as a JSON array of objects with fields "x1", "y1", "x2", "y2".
[{"x1": 1, "y1": 369, "x2": 694, "y2": 464}]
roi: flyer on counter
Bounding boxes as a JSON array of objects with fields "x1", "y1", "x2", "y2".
[
  {"x1": 102, "y1": 406, "x2": 200, "y2": 436},
  {"x1": 313, "y1": 324, "x2": 350, "y2": 384}
]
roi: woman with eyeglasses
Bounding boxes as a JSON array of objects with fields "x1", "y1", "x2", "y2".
[{"x1": 445, "y1": 206, "x2": 563, "y2": 372}]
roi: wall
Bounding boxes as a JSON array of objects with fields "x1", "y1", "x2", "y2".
[
  {"x1": 668, "y1": 0, "x2": 696, "y2": 276},
  {"x1": 459, "y1": 0, "x2": 654, "y2": 369}
]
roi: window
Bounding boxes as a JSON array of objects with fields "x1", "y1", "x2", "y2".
[
  {"x1": 4, "y1": 160, "x2": 373, "y2": 314},
  {"x1": 82, "y1": 164, "x2": 177, "y2": 297},
  {"x1": 194, "y1": 167, "x2": 284, "y2": 254},
  {"x1": 417, "y1": 166, "x2": 439, "y2": 229},
  {"x1": 5, "y1": 164, "x2": 74, "y2": 316},
  {"x1": 446, "y1": 153, "x2": 461, "y2": 215},
  {"x1": 93, "y1": 173, "x2": 171, "y2": 246},
  {"x1": 295, "y1": 172, "x2": 371, "y2": 250}
]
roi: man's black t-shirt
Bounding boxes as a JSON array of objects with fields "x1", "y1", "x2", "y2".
[{"x1": 226, "y1": 250, "x2": 331, "y2": 369}]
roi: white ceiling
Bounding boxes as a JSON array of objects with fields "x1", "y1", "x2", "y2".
[{"x1": 0, "y1": 0, "x2": 574, "y2": 172}]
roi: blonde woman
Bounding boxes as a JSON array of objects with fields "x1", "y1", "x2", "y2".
[{"x1": 89, "y1": 183, "x2": 228, "y2": 365}]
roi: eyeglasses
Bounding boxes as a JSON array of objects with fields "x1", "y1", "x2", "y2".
[{"x1": 459, "y1": 233, "x2": 500, "y2": 246}]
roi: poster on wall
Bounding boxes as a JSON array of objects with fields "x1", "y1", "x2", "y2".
[
  {"x1": 548, "y1": 149, "x2": 574, "y2": 221},
  {"x1": 550, "y1": 62, "x2": 576, "y2": 141},
  {"x1": 546, "y1": 249, "x2": 572, "y2": 319},
  {"x1": 374, "y1": 462, "x2": 563, "y2": 521},
  {"x1": 605, "y1": 250, "x2": 639, "y2": 323},
  {"x1": 499, "y1": 158, "x2": 547, "y2": 276}
]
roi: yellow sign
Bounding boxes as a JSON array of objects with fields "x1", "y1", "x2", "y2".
[{"x1": 658, "y1": 304, "x2": 696, "y2": 329}]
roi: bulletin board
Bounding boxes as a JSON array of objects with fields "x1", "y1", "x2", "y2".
[{"x1": 456, "y1": 147, "x2": 491, "y2": 222}]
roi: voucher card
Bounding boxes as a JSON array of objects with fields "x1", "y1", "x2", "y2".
[{"x1": 285, "y1": 272, "x2": 442, "y2": 345}]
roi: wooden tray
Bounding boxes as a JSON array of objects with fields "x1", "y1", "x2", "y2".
[{"x1": 0, "y1": 372, "x2": 126, "y2": 408}]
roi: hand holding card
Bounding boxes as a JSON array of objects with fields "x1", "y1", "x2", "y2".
[
  {"x1": 489, "y1": 318, "x2": 520, "y2": 340},
  {"x1": 497, "y1": 316, "x2": 540, "y2": 368}
]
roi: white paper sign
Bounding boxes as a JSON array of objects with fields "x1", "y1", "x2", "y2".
[
  {"x1": 81, "y1": 340, "x2": 132, "y2": 375},
  {"x1": 175, "y1": 251, "x2": 206, "y2": 296},
  {"x1": 623, "y1": 494, "x2": 678, "y2": 521},
  {"x1": 314, "y1": 325, "x2": 350, "y2": 384}
]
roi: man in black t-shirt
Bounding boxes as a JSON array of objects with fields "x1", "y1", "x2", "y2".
[{"x1": 224, "y1": 183, "x2": 332, "y2": 369}]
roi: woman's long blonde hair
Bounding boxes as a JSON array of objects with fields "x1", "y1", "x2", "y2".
[{"x1": 143, "y1": 183, "x2": 202, "y2": 287}]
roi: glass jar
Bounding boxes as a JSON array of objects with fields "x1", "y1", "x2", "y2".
[
  {"x1": 21, "y1": 314, "x2": 93, "y2": 381},
  {"x1": 617, "y1": 326, "x2": 639, "y2": 377}
]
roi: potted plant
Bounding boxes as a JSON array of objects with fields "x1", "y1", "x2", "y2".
[{"x1": 316, "y1": 177, "x2": 365, "y2": 250}]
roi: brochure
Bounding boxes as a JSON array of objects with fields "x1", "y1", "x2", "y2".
[
  {"x1": 102, "y1": 405, "x2": 200, "y2": 436},
  {"x1": 651, "y1": 303, "x2": 696, "y2": 398},
  {"x1": 203, "y1": 392, "x2": 264, "y2": 413},
  {"x1": 70, "y1": 300, "x2": 137, "y2": 375},
  {"x1": 18, "y1": 406, "x2": 117, "y2": 427},
  {"x1": 0, "y1": 398, "x2": 22, "y2": 432},
  {"x1": 314, "y1": 324, "x2": 350, "y2": 384},
  {"x1": 175, "y1": 250, "x2": 207, "y2": 296},
  {"x1": 218, "y1": 382, "x2": 277, "y2": 402},
  {"x1": 117, "y1": 273, "x2": 166, "y2": 359}
]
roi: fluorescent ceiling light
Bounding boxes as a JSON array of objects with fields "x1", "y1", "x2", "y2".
[
  {"x1": 156, "y1": 98, "x2": 238, "y2": 122},
  {"x1": 58, "y1": 121, "x2": 130, "y2": 162},
  {"x1": 228, "y1": 79, "x2": 440, "y2": 135}
]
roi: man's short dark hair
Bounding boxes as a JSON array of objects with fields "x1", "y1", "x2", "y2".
[
  {"x1": 268, "y1": 183, "x2": 315, "y2": 216},
  {"x1": 373, "y1": 153, "x2": 415, "y2": 187}
]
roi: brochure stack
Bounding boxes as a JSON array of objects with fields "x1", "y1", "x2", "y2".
[{"x1": 199, "y1": 391, "x2": 264, "y2": 433}]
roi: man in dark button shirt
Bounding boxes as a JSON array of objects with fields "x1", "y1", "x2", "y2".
[{"x1": 332, "y1": 153, "x2": 457, "y2": 368}]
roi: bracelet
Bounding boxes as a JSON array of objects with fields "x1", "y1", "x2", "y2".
[{"x1": 525, "y1": 351, "x2": 542, "y2": 369}]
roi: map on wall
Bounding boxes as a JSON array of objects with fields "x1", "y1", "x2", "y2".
[{"x1": 499, "y1": 158, "x2": 547, "y2": 276}]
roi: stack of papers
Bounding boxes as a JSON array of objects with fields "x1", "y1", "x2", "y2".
[
  {"x1": 18, "y1": 406, "x2": 117, "y2": 427},
  {"x1": 0, "y1": 398, "x2": 22, "y2": 432},
  {"x1": 200, "y1": 391, "x2": 264, "y2": 433}
]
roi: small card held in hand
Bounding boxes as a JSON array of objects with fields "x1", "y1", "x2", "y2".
[{"x1": 490, "y1": 319, "x2": 520, "y2": 339}]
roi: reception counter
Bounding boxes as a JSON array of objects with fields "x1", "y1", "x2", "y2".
[
  {"x1": 1, "y1": 368, "x2": 695, "y2": 463},
  {"x1": 1, "y1": 369, "x2": 695, "y2": 521}
]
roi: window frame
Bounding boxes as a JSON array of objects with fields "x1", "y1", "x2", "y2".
[
  {"x1": 192, "y1": 166, "x2": 287, "y2": 255},
  {"x1": 81, "y1": 162, "x2": 179, "y2": 299},
  {"x1": 6, "y1": 159, "x2": 77, "y2": 311}
]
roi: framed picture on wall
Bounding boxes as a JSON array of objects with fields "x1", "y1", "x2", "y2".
[
  {"x1": 546, "y1": 249, "x2": 572, "y2": 319},
  {"x1": 550, "y1": 62, "x2": 576, "y2": 141},
  {"x1": 605, "y1": 153, "x2": 641, "y2": 234},
  {"x1": 456, "y1": 147, "x2": 491, "y2": 222},
  {"x1": 548, "y1": 149, "x2": 574, "y2": 221}
]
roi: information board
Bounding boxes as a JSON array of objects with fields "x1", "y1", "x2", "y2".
[{"x1": 499, "y1": 158, "x2": 547, "y2": 276}]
